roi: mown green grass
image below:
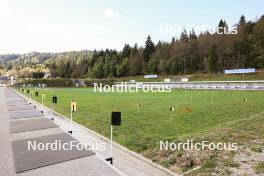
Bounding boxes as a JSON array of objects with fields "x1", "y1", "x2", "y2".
[{"x1": 20, "y1": 88, "x2": 264, "y2": 153}]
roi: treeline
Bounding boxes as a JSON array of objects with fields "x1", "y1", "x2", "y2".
[{"x1": 1, "y1": 15, "x2": 264, "y2": 78}]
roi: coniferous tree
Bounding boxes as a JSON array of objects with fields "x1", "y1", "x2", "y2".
[
  {"x1": 144, "y1": 35, "x2": 155, "y2": 62},
  {"x1": 239, "y1": 15, "x2": 246, "y2": 26},
  {"x1": 208, "y1": 44, "x2": 218, "y2": 73},
  {"x1": 1, "y1": 14, "x2": 264, "y2": 78}
]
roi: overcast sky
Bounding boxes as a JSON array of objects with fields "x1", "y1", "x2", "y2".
[{"x1": 0, "y1": 0, "x2": 263, "y2": 54}]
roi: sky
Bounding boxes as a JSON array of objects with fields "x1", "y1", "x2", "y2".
[{"x1": 0, "y1": 0, "x2": 263, "y2": 54}]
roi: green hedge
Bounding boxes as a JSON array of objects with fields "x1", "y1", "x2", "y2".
[{"x1": 17, "y1": 78, "x2": 116, "y2": 87}]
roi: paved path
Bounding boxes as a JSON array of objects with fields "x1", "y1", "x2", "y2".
[
  {"x1": 0, "y1": 87, "x2": 123, "y2": 176},
  {"x1": 14, "y1": 88, "x2": 179, "y2": 176}
]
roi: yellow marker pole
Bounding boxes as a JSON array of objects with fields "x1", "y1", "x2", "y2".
[
  {"x1": 70, "y1": 100, "x2": 77, "y2": 134},
  {"x1": 41, "y1": 94, "x2": 45, "y2": 110}
]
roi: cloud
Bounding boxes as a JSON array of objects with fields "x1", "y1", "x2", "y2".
[
  {"x1": 104, "y1": 8, "x2": 120, "y2": 20},
  {"x1": 0, "y1": 0, "x2": 11, "y2": 16}
]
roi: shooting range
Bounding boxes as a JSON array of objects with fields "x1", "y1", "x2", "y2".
[
  {"x1": 41, "y1": 94, "x2": 46, "y2": 103},
  {"x1": 71, "y1": 100, "x2": 77, "y2": 112},
  {"x1": 52, "y1": 96, "x2": 57, "y2": 104},
  {"x1": 10, "y1": 118, "x2": 58, "y2": 133},
  {"x1": 68, "y1": 100, "x2": 77, "y2": 135},
  {"x1": 12, "y1": 133, "x2": 94, "y2": 173},
  {"x1": 108, "y1": 111, "x2": 122, "y2": 164}
]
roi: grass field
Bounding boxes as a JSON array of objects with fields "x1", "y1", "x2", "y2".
[{"x1": 19, "y1": 87, "x2": 264, "y2": 174}]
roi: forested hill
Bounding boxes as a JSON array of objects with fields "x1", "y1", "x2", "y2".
[
  {"x1": 0, "y1": 52, "x2": 52, "y2": 69},
  {"x1": 1, "y1": 15, "x2": 264, "y2": 79}
]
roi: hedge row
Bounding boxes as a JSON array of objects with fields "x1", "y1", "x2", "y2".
[{"x1": 16, "y1": 78, "x2": 116, "y2": 87}]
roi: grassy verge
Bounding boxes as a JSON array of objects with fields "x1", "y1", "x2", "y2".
[{"x1": 18, "y1": 87, "x2": 264, "y2": 174}]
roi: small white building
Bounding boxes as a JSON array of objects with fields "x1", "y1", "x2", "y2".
[
  {"x1": 44, "y1": 73, "x2": 50, "y2": 79},
  {"x1": 144, "y1": 75, "x2": 158, "y2": 79},
  {"x1": 164, "y1": 79, "x2": 171, "y2": 82},
  {"x1": 10, "y1": 75, "x2": 17, "y2": 85},
  {"x1": 181, "y1": 77, "x2": 189, "y2": 82}
]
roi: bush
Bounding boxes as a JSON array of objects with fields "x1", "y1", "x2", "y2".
[
  {"x1": 32, "y1": 72, "x2": 45, "y2": 78},
  {"x1": 84, "y1": 79, "x2": 115, "y2": 87},
  {"x1": 17, "y1": 78, "x2": 116, "y2": 87}
]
